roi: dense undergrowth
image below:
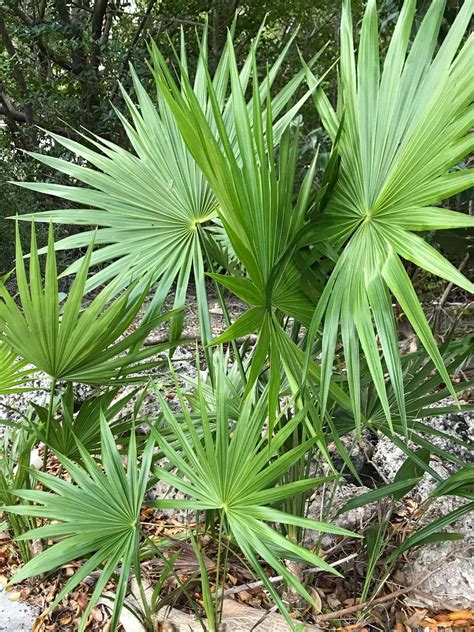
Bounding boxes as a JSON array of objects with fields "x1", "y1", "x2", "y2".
[{"x1": 0, "y1": 0, "x2": 473, "y2": 630}]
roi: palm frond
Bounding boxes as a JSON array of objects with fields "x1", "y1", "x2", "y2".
[
  {"x1": 149, "y1": 361, "x2": 358, "y2": 627},
  {"x1": 149, "y1": 32, "x2": 338, "y2": 429},
  {"x1": 305, "y1": 0, "x2": 474, "y2": 433},
  {"x1": 0, "y1": 222, "x2": 176, "y2": 384},
  {"x1": 4, "y1": 417, "x2": 155, "y2": 632}
]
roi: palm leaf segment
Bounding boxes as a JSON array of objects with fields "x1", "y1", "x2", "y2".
[
  {"x1": 16, "y1": 26, "x2": 314, "y2": 344},
  {"x1": 150, "y1": 364, "x2": 357, "y2": 627},
  {"x1": 5, "y1": 417, "x2": 155, "y2": 632},
  {"x1": 306, "y1": 0, "x2": 474, "y2": 432}
]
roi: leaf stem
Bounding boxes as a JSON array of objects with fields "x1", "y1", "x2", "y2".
[{"x1": 198, "y1": 225, "x2": 247, "y2": 385}]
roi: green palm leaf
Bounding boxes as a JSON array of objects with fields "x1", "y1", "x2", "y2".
[
  {"x1": 149, "y1": 362, "x2": 358, "y2": 628},
  {"x1": 15, "y1": 26, "x2": 314, "y2": 345},
  {"x1": 149, "y1": 31, "x2": 349, "y2": 430},
  {"x1": 305, "y1": 0, "x2": 474, "y2": 433},
  {"x1": 151, "y1": 34, "x2": 318, "y2": 320},
  {"x1": 0, "y1": 341, "x2": 32, "y2": 395},
  {"x1": 4, "y1": 417, "x2": 155, "y2": 632},
  {"x1": 0, "y1": 222, "x2": 176, "y2": 384}
]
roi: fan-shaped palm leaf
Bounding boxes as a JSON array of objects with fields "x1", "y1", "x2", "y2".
[
  {"x1": 149, "y1": 32, "x2": 357, "y2": 433},
  {"x1": 0, "y1": 222, "x2": 176, "y2": 384},
  {"x1": 304, "y1": 0, "x2": 474, "y2": 432},
  {"x1": 149, "y1": 363, "x2": 358, "y2": 628},
  {"x1": 15, "y1": 26, "x2": 316, "y2": 346},
  {"x1": 4, "y1": 417, "x2": 155, "y2": 632}
]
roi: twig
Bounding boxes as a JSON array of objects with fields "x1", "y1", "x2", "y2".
[
  {"x1": 315, "y1": 544, "x2": 473, "y2": 622},
  {"x1": 143, "y1": 334, "x2": 256, "y2": 347},
  {"x1": 222, "y1": 553, "x2": 357, "y2": 597},
  {"x1": 143, "y1": 335, "x2": 198, "y2": 347},
  {"x1": 438, "y1": 254, "x2": 469, "y2": 310},
  {"x1": 250, "y1": 604, "x2": 278, "y2": 631}
]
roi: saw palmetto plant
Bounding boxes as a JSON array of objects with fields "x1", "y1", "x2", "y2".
[
  {"x1": 303, "y1": 0, "x2": 473, "y2": 433},
  {"x1": 4, "y1": 418, "x2": 156, "y2": 632},
  {"x1": 144, "y1": 0, "x2": 474, "y2": 438},
  {"x1": 15, "y1": 26, "x2": 317, "y2": 348},
  {"x1": 0, "y1": 1, "x2": 473, "y2": 631},
  {"x1": 0, "y1": 222, "x2": 176, "y2": 385},
  {"x1": 149, "y1": 363, "x2": 357, "y2": 626}
]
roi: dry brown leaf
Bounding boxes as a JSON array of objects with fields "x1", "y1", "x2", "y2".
[
  {"x1": 307, "y1": 586, "x2": 322, "y2": 615},
  {"x1": 45, "y1": 583, "x2": 57, "y2": 603},
  {"x1": 392, "y1": 570, "x2": 407, "y2": 584},
  {"x1": 406, "y1": 609, "x2": 429, "y2": 628},
  {"x1": 448, "y1": 612, "x2": 474, "y2": 622},
  {"x1": 32, "y1": 616, "x2": 45, "y2": 632},
  {"x1": 326, "y1": 593, "x2": 342, "y2": 610},
  {"x1": 343, "y1": 597, "x2": 361, "y2": 606},
  {"x1": 90, "y1": 606, "x2": 103, "y2": 622},
  {"x1": 74, "y1": 590, "x2": 89, "y2": 610},
  {"x1": 20, "y1": 586, "x2": 32, "y2": 599},
  {"x1": 239, "y1": 590, "x2": 252, "y2": 603}
]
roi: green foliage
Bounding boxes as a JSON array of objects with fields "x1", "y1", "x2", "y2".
[
  {"x1": 149, "y1": 24, "x2": 355, "y2": 432},
  {"x1": 150, "y1": 363, "x2": 356, "y2": 624},
  {"x1": 0, "y1": 157, "x2": 50, "y2": 274},
  {"x1": 0, "y1": 1, "x2": 472, "y2": 630},
  {"x1": 0, "y1": 222, "x2": 175, "y2": 384},
  {"x1": 29, "y1": 384, "x2": 138, "y2": 462},
  {"x1": 305, "y1": 0, "x2": 474, "y2": 434},
  {"x1": 0, "y1": 424, "x2": 36, "y2": 562},
  {"x1": 0, "y1": 341, "x2": 32, "y2": 395},
  {"x1": 4, "y1": 417, "x2": 155, "y2": 632},
  {"x1": 15, "y1": 27, "x2": 313, "y2": 351}
]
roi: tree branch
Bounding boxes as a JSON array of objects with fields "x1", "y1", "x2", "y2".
[
  {"x1": 53, "y1": 0, "x2": 70, "y2": 23},
  {"x1": 92, "y1": 0, "x2": 108, "y2": 42},
  {"x1": 110, "y1": 0, "x2": 160, "y2": 100},
  {"x1": 0, "y1": 103, "x2": 28, "y2": 123}
]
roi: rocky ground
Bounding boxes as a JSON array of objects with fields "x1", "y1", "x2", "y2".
[{"x1": 0, "y1": 589, "x2": 37, "y2": 632}]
